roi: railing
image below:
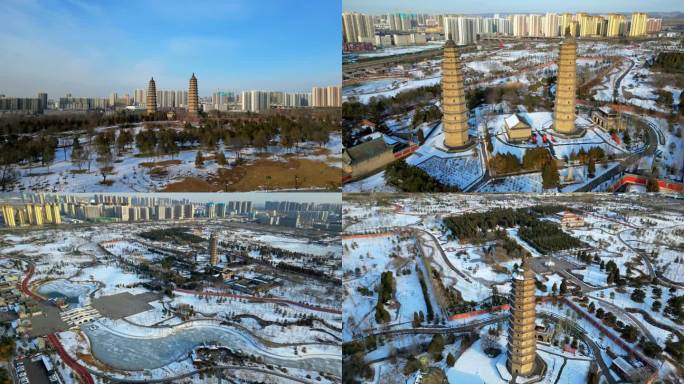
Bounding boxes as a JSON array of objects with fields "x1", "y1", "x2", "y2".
[
  {"x1": 608, "y1": 174, "x2": 684, "y2": 192},
  {"x1": 393, "y1": 144, "x2": 419, "y2": 159}
]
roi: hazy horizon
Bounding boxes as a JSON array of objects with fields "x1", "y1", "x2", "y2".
[
  {"x1": 0, "y1": 0, "x2": 341, "y2": 98},
  {"x1": 343, "y1": 0, "x2": 684, "y2": 15}
]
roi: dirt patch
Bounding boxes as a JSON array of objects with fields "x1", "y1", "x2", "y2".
[
  {"x1": 139, "y1": 159, "x2": 182, "y2": 168},
  {"x1": 312, "y1": 147, "x2": 331, "y2": 156},
  {"x1": 160, "y1": 158, "x2": 341, "y2": 192},
  {"x1": 160, "y1": 177, "x2": 220, "y2": 192}
]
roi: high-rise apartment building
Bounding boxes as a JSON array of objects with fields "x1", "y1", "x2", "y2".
[
  {"x1": 559, "y1": 13, "x2": 574, "y2": 36},
  {"x1": 312, "y1": 87, "x2": 327, "y2": 107},
  {"x1": 38, "y1": 92, "x2": 48, "y2": 110},
  {"x1": 1, "y1": 206, "x2": 16, "y2": 228},
  {"x1": 512, "y1": 14, "x2": 527, "y2": 36},
  {"x1": 241, "y1": 90, "x2": 270, "y2": 113},
  {"x1": 443, "y1": 16, "x2": 476, "y2": 45},
  {"x1": 542, "y1": 13, "x2": 559, "y2": 37},
  {"x1": 629, "y1": 12, "x2": 648, "y2": 37},
  {"x1": 2, "y1": 203, "x2": 60, "y2": 227},
  {"x1": 326, "y1": 86, "x2": 341, "y2": 107},
  {"x1": 134, "y1": 89, "x2": 145, "y2": 106},
  {"x1": 607, "y1": 14, "x2": 627, "y2": 37},
  {"x1": 342, "y1": 12, "x2": 375, "y2": 43},
  {"x1": 527, "y1": 14, "x2": 543, "y2": 37},
  {"x1": 646, "y1": 18, "x2": 662, "y2": 34}
]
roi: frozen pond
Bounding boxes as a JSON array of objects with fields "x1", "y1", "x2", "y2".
[
  {"x1": 37, "y1": 280, "x2": 97, "y2": 307},
  {"x1": 255, "y1": 234, "x2": 340, "y2": 257},
  {"x1": 83, "y1": 320, "x2": 341, "y2": 376}
]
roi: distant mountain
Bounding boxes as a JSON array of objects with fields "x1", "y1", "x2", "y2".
[{"x1": 646, "y1": 11, "x2": 684, "y2": 19}]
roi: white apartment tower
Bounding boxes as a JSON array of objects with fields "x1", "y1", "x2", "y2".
[{"x1": 342, "y1": 12, "x2": 375, "y2": 43}]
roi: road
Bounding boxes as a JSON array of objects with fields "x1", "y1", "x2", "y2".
[
  {"x1": 612, "y1": 58, "x2": 635, "y2": 103},
  {"x1": 417, "y1": 229, "x2": 471, "y2": 282},
  {"x1": 592, "y1": 296, "x2": 658, "y2": 345},
  {"x1": 575, "y1": 117, "x2": 658, "y2": 192},
  {"x1": 539, "y1": 312, "x2": 617, "y2": 384},
  {"x1": 343, "y1": 48, "x2": 442, "y2": 72},
  {"x1": 351, "y1": 315, "x2": 505, "y2": 342},
  {"x1": 617, "y1": 226, "x2": 684, "y2": 289}
]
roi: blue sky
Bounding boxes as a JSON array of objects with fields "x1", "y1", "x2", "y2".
[
  {"x1": 344, "y1": 0, "x2": 683, "y2": 14},
  {"x1": 0, "y1": 0, "x2": 341, "y2": 97}
]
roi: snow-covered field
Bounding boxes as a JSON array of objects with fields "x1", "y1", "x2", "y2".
[
  {"x1": 342, "y1": 193, "x2": 683, "y2": 383},
  {"x1": 1, "y1": 218, "x2": 342, "y2": 383},
  {"x1": 342, "y1": 171, "x2": 397, "y2": 193},
  {"x1": 343, "y1": 234, "x2": 422, "y2": 340},
  {"x1": 8, "y1": 123, "x2": 340, "y2": 193},
  {"x1": 354, "y1": 42, "x2": 445, "y2": 59}
]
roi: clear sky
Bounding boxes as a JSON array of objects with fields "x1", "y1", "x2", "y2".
[
  {"x1": 343, "y1": 0, "x2": 683, "y2": 15},
  {"x1": 0, "y1": 0, "x2": 341, "y2": 98}
]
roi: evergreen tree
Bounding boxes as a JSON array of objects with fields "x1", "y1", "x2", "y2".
[
  {"x1": 587, "y1": 157, "x2": 596, "y2": 177},
  {"x1": 195, "y1": 151, "x2": 204, "y2": 168},
  {"x1": 71, "y1": 138, "x2": 84, "y2": 169}
]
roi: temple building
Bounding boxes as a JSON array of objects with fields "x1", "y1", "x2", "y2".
[
  {"x1": 146, "y1": 77, "x2": 157, "y2": 114},
  {"x1": 442, "y1": 39, "x2": 470, "y2": 148},
  {"x1": 553, "y1": 39, "x2": 577, "y2": 135},
  {"x1": 507, "y1": 255, "x2": 538, "y2": 377},
  {"x1": 504, "y1": 113, "x2": 532, "y2": 142},
  {"x1": 188, "y1": 73, "x2": 199, "y2": 115},
  {"x1": 591, "y1": 106, "x2": 623, "y2": 131}
]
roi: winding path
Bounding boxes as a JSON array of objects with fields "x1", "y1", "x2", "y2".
[{"x1": 538, "y1": 311, "x2": 617, "y2": 384}]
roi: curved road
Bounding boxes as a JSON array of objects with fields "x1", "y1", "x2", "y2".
[
  {"x1": 351, "y1": 315, "x2": 504, "y2": 342},
  {"x1": 539, "y1": 311, "x2": 617, "y2": 384},
  {"x1": 612, "y1": 58, "x2": 635, "y2": 103}
]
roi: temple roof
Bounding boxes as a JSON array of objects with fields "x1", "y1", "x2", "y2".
[{"x1": 344, "y1": 137, "x2": 392, "y2": 164}]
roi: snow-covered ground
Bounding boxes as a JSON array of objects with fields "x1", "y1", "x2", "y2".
[
  {"x1": 342, "y1": 171, "x2": 397, "y2": 193},
  {"x1": 342, "y1": 142, "x2": 683, "y2": 384},
  {"x1": 1, "y1": 217, "x2": 342, "y2": 383},
  {"x1": 343, "y1": 234, "x2": 423, "y2": 340},
  {"x1": 354, "y1": 42, "x2": 445, "y2": 59},
  {"x1": 8, "y1": 124, "x2": 340, "y2": 193}
]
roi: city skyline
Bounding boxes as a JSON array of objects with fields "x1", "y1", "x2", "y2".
[
  {"x1": 343, "y1": 0, "x2": 684, "y2": 14},
  {"x1": 0, "y1": 192, "x2": 341, "y2": 206},
  {"x1": 0, "y1": 0, "x2": 341, "y2": 97}
]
